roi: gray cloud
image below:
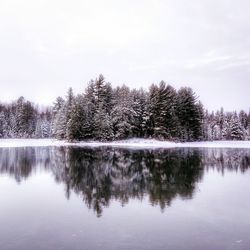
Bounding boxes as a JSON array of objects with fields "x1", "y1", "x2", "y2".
[{"x1": 0, "y1": 0, "x2": 249, "y2": 111}]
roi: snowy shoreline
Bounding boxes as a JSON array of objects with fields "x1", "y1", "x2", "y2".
[{"x1": 0, "y1": 138, "x2": 250, "y2": 149}]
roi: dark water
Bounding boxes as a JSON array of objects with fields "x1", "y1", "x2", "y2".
[{"x1": 0, "y1": 146, "x2": 250, "y2": 250}]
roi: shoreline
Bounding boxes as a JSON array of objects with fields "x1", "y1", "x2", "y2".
[{"x1": 0, "y1": 138, "x2": 250, "y2": 149}]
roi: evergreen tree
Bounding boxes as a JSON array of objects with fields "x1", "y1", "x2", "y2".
[
  {"x1": 146, "y1": 82, "x2": 180, "y2": 139},
  {"x1": 111, "y1": 85, "x2": 135, "y2": 139},
  {"x1": 239, "y1": 110, "x2": 248, "y2": 130},
  {"x1": 93, "y1": 105, "x2": 114, "y2": 141},
  {"x1": 218, "y1": 108, "x2": 225, "y2": 140},
  {"x1": 176, "y1": 87, "x2": 203, "y2": 141},
  {"x1": 222, "y1": 117, "x2": 231, "y2": 140},
  {"x1": 54, "y1": 105, "x2": 67, "y2": 139},
  {"x1": 35, "y1": 111, "x2": 52, "y2": 138},
  {"x1": 94, "y1": 74, "x2": 106, "y2": 106},
  {"x1": 65, "y1": 87, "x2": 74, "y2": 121},
  {"x1": 84, "y1": 80, "x2": 97, "y2": 137},
  {"x1": 131, "y1": 88, "x2": 147, "y2": 137},
  {"x1": 202, "y1": 110, "x2": 210, "y2": 140},
  {"x1": 53, "y1": 88, "x2": 75, "y2": 140},
  {"x1": 52, "y1": 97, "x2": 65, "y2": 138},
  {"x1": 84, "y1": 75, "x2": 115, "y2": 140},
  {"x1": 143, "y1": 84, "x2": 158, "y2": 138},
  {"x1": 66, "y1": 95, "x2": 87, "y2": 141},
  {"x1": 15, "y1": 97, "x2": 37, "y2": 138},
  {"x1": 248, "y1": 110, "x2": 250, "y2": 138},
  {"x1": 161, "y1": 83, "x2": 180, "y2": 140},
  {"x1": 230, "y1": 113, "x2": 245, "y2": 140},
  {"x1": 0, "y1": 111, "x2": 6, "y2": 138}
]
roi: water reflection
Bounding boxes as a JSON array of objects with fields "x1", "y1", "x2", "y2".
[{"x1": 0, "y1": 147, "x2": 250, "y2": 216}]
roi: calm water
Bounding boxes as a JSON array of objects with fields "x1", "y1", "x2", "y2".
[{"x1": 0, "y1": 146, "x2": 250, "y2": 250}]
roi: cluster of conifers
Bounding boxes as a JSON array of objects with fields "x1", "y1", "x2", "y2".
[{"x1": 0, "y1": 75, "x2": 249, "y2": 141}]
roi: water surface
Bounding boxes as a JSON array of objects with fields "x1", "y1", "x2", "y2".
[{"x1": 0, "y1": 146, "x2": 250, "y2": 250}]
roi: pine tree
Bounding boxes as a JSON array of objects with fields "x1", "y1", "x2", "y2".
[
  {"x1": 66, "y1": 95, "x2": 87, "y2": 141},
  {"x1": 161, "y1": 83, "x2": 180, "y2": 140},
  {"x1": 52, "y1": 88, "x2": 75, "y2": 140},
  {"x1": 52, "y1": 97, "x2": 65, "y2": 116},
  {"x1": 0, "y1": 111, "x2": 6, "y2": 138},
  {"x1": 222, "y1": 116, "x2": 231, "y2": 140},
  {"x1": 52, "y1": 97, "x2": 64, "y2": 138},
  {"x1": 84, "y1": 80, "x2": 97, "y2": 137},
  {"x1": 15, "y1": 97, "x2": 37, "y2": 138},
  {"x1": 239, "y1": 110, "x2": 248, "y2": 130},
  {"x1": 93, "y1": 105, "x2": 114, "y2": 141},
  {"x1": 40, "y1": 119, "x2": 51, "y2": 138},
  {"x1": 230, "y1": 113, "x2": 245, "y2": 140},
  {"x1": 54, "y1": 105, "x2": 67, "y2": 139},
  {"x1": 176, "y1": 88, "x2": 203, "y2": 141},
  {"x1": 111, "y1": 85, "x2": 135, "y2": 139},
  {"x1": 131, "y1": 88, "x2": 147, "y2": 137},
  {"x1": 218, "y1": 108, "x2": 225, "y2": 140},
  {"x1": 35, "y1": 110, "x2": 52, "y2": 138},
  {"x1": 102, "y1": 82, "x2": 114, "y2": 114},
  {"x1": 94, "y1": 74, "x2": 106, "y2": 106},
  {"x1": 84, "y1": 75, "x2": 115, "y2": 140},
  {"x1": 202, "y1": 110, "x2": 210, "y2": 140},
  {"x1": 147, "y1": 82, "x2": 180, "y2": 140},
  {"x1": 248, "y1": 110, "x2": 250, "y2": 139},
  {"x1": 65, "y1": 87, "x2": 74, "y2": 122},
  {"x1": 143, "y1": 84, "x2": 158, "y2": 137},
  {"x1": 66, "y1": 95, "x2": 97, "y2": 141}
]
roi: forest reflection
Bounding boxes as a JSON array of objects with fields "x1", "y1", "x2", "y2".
[{"x1": 0, "y1": 146, "x2": 250, "y2": 216}]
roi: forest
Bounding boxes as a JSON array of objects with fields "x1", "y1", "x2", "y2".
[{"x1": 0, "y1": 75, "x2": 249, "y2": 142}]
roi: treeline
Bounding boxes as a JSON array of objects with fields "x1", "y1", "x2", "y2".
[
  {"x1": 0, "y1": 74, "x2": 249, "y2": 141},
  {"x1": 52, "y1": 74, "x2": 204, "y2": 141},
  {"x1": 0, "y1": 96, "x2": 52, "y2": 138},
  {"x1": 203, "y1": 108, "x2": 250, "y2": 140}
]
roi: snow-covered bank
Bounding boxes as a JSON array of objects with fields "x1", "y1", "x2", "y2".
[
  {"x1": 0, "y1": 139, "x2": 63, "y2": 148},
  {"x1": 77, "y1": 139, "x2": 250, "y2": 149},
  {"x1": 1, "y1": 138, "x2": 250, "y2": 149}
]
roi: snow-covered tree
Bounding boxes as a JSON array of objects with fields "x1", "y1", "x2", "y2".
[
  {"x1": 230, "y1": 113, "x2": 245, "y2": 140},
  {"x1": 131, "y1": 88, "x2": 147, "y2": 138},
  {"x1": 111, "y1": 85, "x2": 135, "y2": 139},
  {"x1": 13, "y1": 97, "x2": 37, "y2": 138},
  {"x1": 150, "y1": 82, "x2": 179, "y2": 140},
  {"x1": 239, "y1": 110, "x2": 248, "y2": 130},
  {"x1": 51, "y1": 96, "x2": 65, "y2": 137},
  {"x1": 35, "y1": 110, "x2": 52, "y2": 138},
  {"x1": 0, "y1": 111, "x2": 7, "y2": 138},
  {"x1": 93, "y1": 106, "x2": 114, "y2": 141},
  {"x1": 0, "y1": 75, "x2": 248, "y2": 142},
  {"x1": 54, "y1": 105, "x2": 67, "y2": 139},
  {"x1": 176, "y1": 87, "x2": 203, "y2": 141},
  {"x1": 67, "y1": 95, "x2": 96, "y2": 141}
]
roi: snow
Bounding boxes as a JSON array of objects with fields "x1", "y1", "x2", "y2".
[
  {"x1": 75, "y1": 138, "x2": 250, "y2": 149},
  {"x1": 1, "y1": 138, "x2": 250, "y2": 149},
  {"x1": 0, "y1": 139, "x2": 63, "y2": 148}
]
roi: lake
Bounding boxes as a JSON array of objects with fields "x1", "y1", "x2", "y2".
[{"x1": 0, "y1": 146, "x2": 250, "y2": 250}]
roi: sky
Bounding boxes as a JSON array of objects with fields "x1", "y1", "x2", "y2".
[{"x1": 0, "y1": 0, "x2": 249, "y2": 111}]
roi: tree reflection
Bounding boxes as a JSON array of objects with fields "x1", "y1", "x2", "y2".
[
  {"x1": 0, "y1": 146, "x2": 250, "y2": 216},
  {"x1": 0, "y1": 147, "x2": 51, "y2": 182}
]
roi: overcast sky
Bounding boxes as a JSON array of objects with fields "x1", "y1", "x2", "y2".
[{"x1": 0, "y1": 0, "x2": 249, "y2": 111}]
